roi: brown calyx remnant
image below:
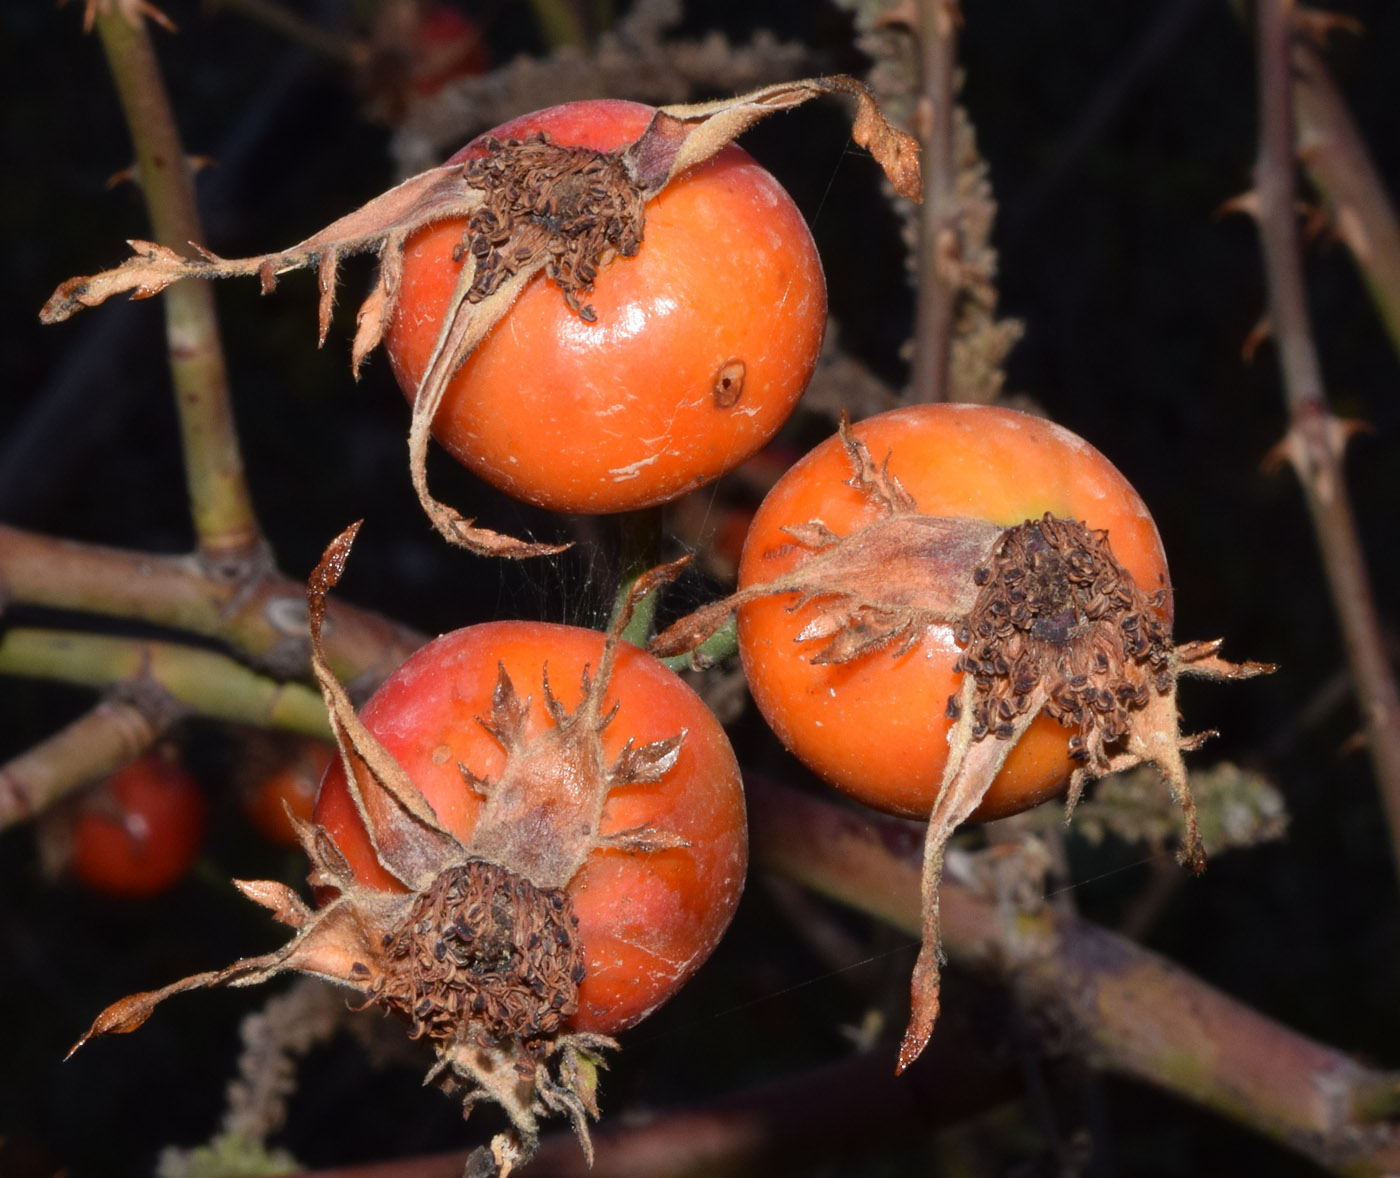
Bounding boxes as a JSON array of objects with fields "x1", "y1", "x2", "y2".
[
  {"x1": 372, "y1": 860, "x2": 584, "y2": 1052},
  {"x1": 951, "y1": 513, "x2": 1172, "y2": 771},
  {"x1": 462, "y1": 133, "x2": 646, "y2": 322},
  {"x1": 896, "y1": 508, "x2": 1273, "y2": 1075}
]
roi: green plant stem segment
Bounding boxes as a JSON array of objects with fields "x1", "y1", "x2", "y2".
[
  {"x1": 95, "y1": 9, "x2": 262, "y2": 567},
  {"x1": 0, "y1": 628, "x2": 330, "y2": 740},
  {"x1": 612, "y1": 506, "x2": 664, "y2": 646}
]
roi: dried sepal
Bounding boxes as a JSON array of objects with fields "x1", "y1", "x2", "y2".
[
  {"x1": 40, "y1": 165, "x2": 477, "y2": 326},
  {"x1": 650, "y1": 420, "x2": 1001, "y2": 661},
  {"x1": 609, "y1": 732, "x2": 686, "y2": 784},
  {"x1": 43, "y1": 78, "x2": 918, "y2": 556},
  {"x1": 231, "y1": 878, "x2": 312, "y2": 928},
  {"x1": 897, "y1": 677, "x2": 1048, "y2": 1073},
  {"x1": 465, "y1": 559, "x2": 690, "y2": 890},
  {"x1": 630, "y1": 76, "x2": 921, "y2": 201},
  {"x1": 307, "y1": 522, "x2": 465, "y2": 891},
  {"x1": 68, "y1": 896, "x2": 387, "y2": 1057}
]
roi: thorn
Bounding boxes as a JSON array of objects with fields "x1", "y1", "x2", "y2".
[
  {"x1": 1215, "y1": 190, "x2": 1260, "y2": 221},
  {"x1": 1294, "y1": 9, "x2": 1363, "y2": 45},
  {"x1": 1242, "y1": 316, "x2": 1272, "y2": 364}
]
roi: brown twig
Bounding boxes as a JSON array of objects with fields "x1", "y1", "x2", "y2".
[
  {"x1": 1253, "y1": 0, "x2": 1400, "y2": 882},
  {"x1": 0, "y1": 524, "x2": 424, "y2": 684},
  {"x1": 0, "y1": 699, "x2": 160, "y2": 829},
  {"x1": 94, "y1": 8, "x2": 263, "y2": 569},
  {"x1": 909, "y1": 0, "x2": 959, "y2": 403},
  {"x1": 285, "y1": 1023, "x2": 1019, "y2": 1178},
  {"x1": 748, "y1": 777, "x2": 1400, "y2": 1175}
]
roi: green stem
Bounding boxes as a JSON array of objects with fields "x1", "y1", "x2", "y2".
[
  {"x1": 0, "y1": 628, "x2": 330, "y2": 739},
  {"x1": 611, "y1": 506, "x2": 664, "y2": 646},
  {"x1": 95, "y1": 9, "x2": 263, "y2": 568}
]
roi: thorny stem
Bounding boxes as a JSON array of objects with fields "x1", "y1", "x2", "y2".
[
  {"x1": 1224, "y1": 3, "x2": 1400, "y2": 360},
  {"x1": 1254, "y1": 0, "x2": 1400, "y2": 885},
  {"x1": 749, "y1": 777, "x2": 1400, "y2": 1176},
  {"x1": 1291, "y1": 33, "x2": 1400, "y2": 360},
  {"x1": 0, "y1": 700, "x2": 159, "y2": 830},
  {"x1": 909, "y1": 0, "x2": 959, "y2": 404},
  {"x1": 95, "y1": 9, "x2": 262, "y2": 568}
]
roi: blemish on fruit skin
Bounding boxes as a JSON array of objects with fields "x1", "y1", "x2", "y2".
[
  {"x1": 713, "y1": 359, "x2": 746, "y2": 408},
  {"x1": 609, "y1": 454, "x2": 660, "y2": 482},
  {"x1": 432, "y1": 744, "x2": 451, "y2": 765}
]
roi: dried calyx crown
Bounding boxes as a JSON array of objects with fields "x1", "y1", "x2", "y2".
[
  {"x1": 952, "y1": 513, "x2": 1173, "y2": 773},
  {"x1": 462, "y1": 133, "x2": 646, "y2": 322}
]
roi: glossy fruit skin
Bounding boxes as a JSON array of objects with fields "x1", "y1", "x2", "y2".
[
  {"x1": 384, "y1": 99, "x2": 827, "y2": 513},
  {"x1": 243, "y1": 739, "x2": 335, "y2": 848},
  {"x1": 71, "y1": 754, "x2": 207, "y2": 899},
  {"x1": 736, "y1": 403, "x2": 1173, "y2": 823},
  {"x1": 314, "y1": 621, "x2": 747, "y2": 1034}
]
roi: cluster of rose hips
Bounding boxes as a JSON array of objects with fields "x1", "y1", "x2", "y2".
[{"x1": 61, "y1": 93, "x2": 1260, "y2": 1174}]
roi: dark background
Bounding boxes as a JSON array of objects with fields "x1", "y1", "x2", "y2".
[{"x1": 2, "y1": 1, "x2": 1398, "y2": 1174}]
